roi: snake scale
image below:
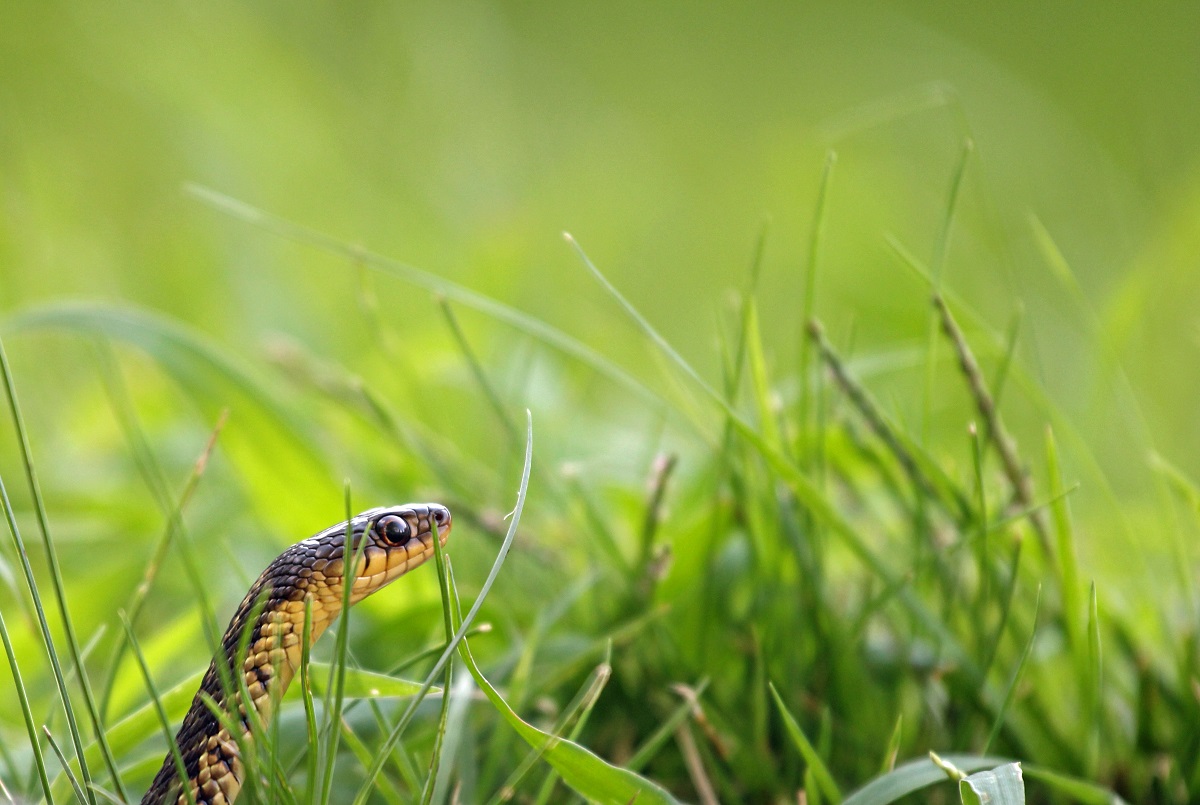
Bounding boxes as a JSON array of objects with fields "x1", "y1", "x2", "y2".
[{"x1": 140, "y1": 503, "x2": 452, "y2": 805}]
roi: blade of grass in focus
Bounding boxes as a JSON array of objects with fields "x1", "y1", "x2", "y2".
[{"x1": 0, "y1": 584, "x2": 53, "y2": 802}]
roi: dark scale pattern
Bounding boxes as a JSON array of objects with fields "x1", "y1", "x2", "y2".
[{"x1": 141, "y1": 503, "x2": 451, "y2": 805}]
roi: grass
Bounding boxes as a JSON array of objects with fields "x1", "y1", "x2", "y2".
[{"x1": 1, "y1": 160, "x2": 1196, "y2": 805}]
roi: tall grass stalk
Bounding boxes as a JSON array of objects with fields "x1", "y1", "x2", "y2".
[
  {"x1": 0, "y1": 603, "x2": 52, "y2": 803},
  {"x1": 316, "y1": 483, "x2": 366, "y2": 805},
  {"x1": 418, "y1": 470, "x2": 458, "y2": 805},
  {"x1": 119, "y1": 612, "x2": 198, "y2": 805},
  {"x1": 0, "y1": 336, "x2": 107, "y2": 804},
  {"x1": 797, "y1": 149, "x2": 836, "y2": 461}
]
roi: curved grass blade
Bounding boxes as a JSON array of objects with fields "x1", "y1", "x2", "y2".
[
  {"x1": 627, "y1": 679, "x2": 710, "y2": 773},
  {"x1": 1021, "y1": 766, "x2": 1127, "y2": 805},
  {"x1": 769, "y1": 682, "x2": 840, "y2": 804},
  {"x1": 842, "y1": 755, "x2": 1013, "y2": 805},
  {"x1": 185, "y1": 184, "x2": 665, "y2": 413},
  {"x1": 959, "y1": 764, "x2": 1023, "y2": 805},
  {"x1": 486, "y1": 658, "x2": 613, "y2": 805},
  {"x1": 457, "y1": 605, "x2": 678, "y2": 804},
  {"x1": 531, "y1": 655, "x2": 614, "y2": 805}
]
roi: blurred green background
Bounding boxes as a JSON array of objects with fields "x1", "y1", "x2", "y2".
[
  {"x1": 2, "y1": 2, "x2": 1200, "y2": 800},
  {"x1": 4, "y1": 1, "x2": 1199, "y2": 589}
]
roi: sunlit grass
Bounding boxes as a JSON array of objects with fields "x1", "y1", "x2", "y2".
[{"x1": 2, "y1": 165, "x2": 1196, "y2": 805}]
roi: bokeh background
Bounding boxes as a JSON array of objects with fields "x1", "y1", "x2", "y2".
[
  {"x1": 2, "y1": 3, "x2": 1200, "y2": 800},
  {"x1": 5, "y1": 1, "x2": 1200, "y2": 594}
]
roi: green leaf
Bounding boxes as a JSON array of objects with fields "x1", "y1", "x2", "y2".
[
  {"x1": 843, "y1": 755, "x2": 1013, "y2": 805},
  {"x1": 959, "y1": 764, "x2": 1024, "y2": 805},
  {"x1": 306, "y1": 664, "x2": 429, "y2": 700},
  {"x1": 769, "y1": 682, "x2": 841, "y2": 804},
  {"x1": 458, "y1": 633, "x2": 680, "y2": 805},
  {"x1": 1022, "y1": 766, "x2": 1128, "y2": 805}
]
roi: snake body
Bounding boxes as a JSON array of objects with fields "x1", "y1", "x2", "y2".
[{"x1": 140, "y1": 503, "x2": 452, "y2": 805}]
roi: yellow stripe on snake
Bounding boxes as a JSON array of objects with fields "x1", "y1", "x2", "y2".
[{"x1": 140, "y1": 503, "x2": 452, "y2": 805}]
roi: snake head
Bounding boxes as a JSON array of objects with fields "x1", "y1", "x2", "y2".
[
  {"x1": 286, "y1": 502, "x2": 452, "y2": 613},
  {"x1": 346, "y1": 502, "x2": 452, "y2": 601},
  {"x1": 144, "y1": 504, "x2": 453, "y2": 805}
]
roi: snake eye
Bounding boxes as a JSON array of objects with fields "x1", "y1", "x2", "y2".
[{"x1": 377, "y1": 515, "x2": 411, "y2": 546}]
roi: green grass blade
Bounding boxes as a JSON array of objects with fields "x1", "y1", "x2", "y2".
[
  {"x1": 842, "y1": 755, "x2": 1013, "y2": 805},
  {"x1": 769, "y1": 682, "x2": 841, "y2": 804},
  {"x1": 566, "y1": 232, "x2": 721, "y2": 403},
  {"x1": 797, "y1": 150, "x2": 836, "y2": 458},
  {"x1": 881, "y1": 715, "x2": 903, "y2": 774},
  {"x1": 317, "y1": 483, "x2": 364, "y2": 805},
  {"x1": 40, "y1": 728, "x2": 85, "y2": 805},
  {"x1": 989, "y1": 307, "x2": 1023, "y2": 416},
  {"x1": 1086, "y1": 582, "x2": 1102, "y2": 773},
  {"x1": 334, "y1": 720, "x2": 407, "y2": 805},
  {"x1": 308, "y1": 666, "x2": 430, "y2": 700},
  {"x1": 626, "y1": 679, "x2": 711, "y2": 773},
  {"x1": 531, "y1": 651, "x2": 614, "y2": 805},
  {"x1": 458, "y1": 628, "x2": 677, "y2": 805},
  {"x1": 1045, "y1": 428, "x2": 1082, "y2": 645},
  {"x1": 931, "y1": 139, "x2": 973, "y2": 284},
  {"x1": 983, "y1": 586, "x2": 1041, "y2": 754},
  {"x1": 1021, "y1": 766, "x2": 1127, "y2": 804},
  {"x1": 300, "y1": 597, "x2": 318, "y2": 805},
  {"x1": 959, "y1": 764, "x2": 1024, "y2": 805},
  {"x1": 485, "y1": 659, "x2": 613, "y2": 805},
  {"x1": 920, "y1": 139, "x2": 975, "y2": 443},
  {"x1": 119, "y1": 612, "x2": 198, "y2": 805},
  {"x1": 0, "y1": 604, "x2": 53, "y2": 803},
  {"x1": 438, "y1": 297, "x2": 520, "y2": 442},
  {"x1": 744, "y1": 302, "x2": 781, "y2": 451},
  {"x1": 419, "y1": 477, "x2": 458, "y2": 805}
]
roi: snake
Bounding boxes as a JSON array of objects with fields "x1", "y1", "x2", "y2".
[{"x1": 140, "y1": 502, "x2": 452, "y2": 805}]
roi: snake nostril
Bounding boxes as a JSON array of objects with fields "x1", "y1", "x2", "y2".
[{"x1": 432, "y1": 509, "x2": 445, "y2": 523}]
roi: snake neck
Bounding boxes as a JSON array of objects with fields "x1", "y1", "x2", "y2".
[
  {"x1": 140, "y1": 573, "x2": 346, "y2": 805},
  {"x1": 140, "y1": 504, "x2": 450, "y2": 805}
]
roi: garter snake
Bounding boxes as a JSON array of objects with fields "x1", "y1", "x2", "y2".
[{"x1": 140, "y1": 503, "x2": 452, "y2": 805}]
